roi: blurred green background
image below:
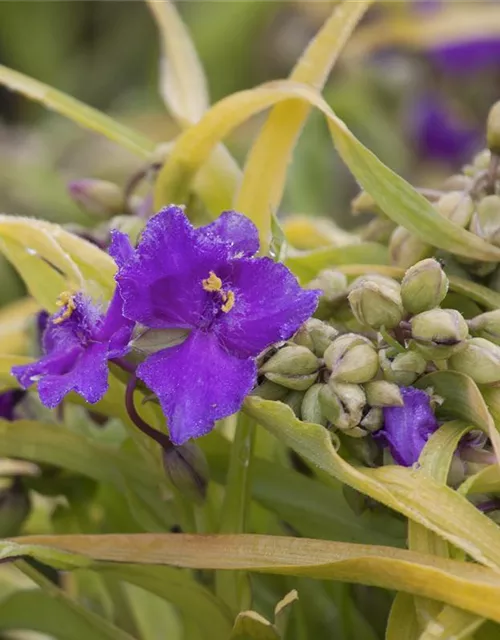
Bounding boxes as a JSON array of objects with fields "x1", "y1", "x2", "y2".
[{"x1": 0, "y1": 1, "x2": 498, "y2": 228}]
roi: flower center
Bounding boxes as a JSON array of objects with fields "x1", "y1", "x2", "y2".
[
  {"x1": 53, "y1": 291, "x2": 76, "y2": 325},
  {"x1": 202, "y1": 271, "x2": 235, "y2": 313}
]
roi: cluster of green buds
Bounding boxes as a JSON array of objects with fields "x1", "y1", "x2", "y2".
[
  {"x1": 254, "y1": 256, "x2": 500, "y2": 451},
  {"x1": 354, "y1": 100, "x2": 500, "y2": 280}
]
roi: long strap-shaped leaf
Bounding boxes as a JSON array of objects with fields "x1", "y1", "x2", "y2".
[
  {"x1": 243, "y1": 397, "x2": 500, "y2": 571},
  {"x1": 0, "y1": 64, "x2": 155, "y2": 157},
  {"x1": 6, "y1": 534, "x2": 500, "y2": 624},
  {"x1": 154, "y1": 80, "x2": 500, "y2": 262},
  {"x1": 235, "y1": 0, "x2": 374, "y2": 252}
]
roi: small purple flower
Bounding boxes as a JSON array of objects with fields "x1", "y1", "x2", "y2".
[
  {"x1": 111, "y1": 206, "x2": 319, "y2": 445},
  {"x1": 410, "y1": 95, "x2": 481, "y2": 164},
  {"x1": 378, "y1": 387, "x2": 439, "y2": 467},
  {"x1": 0, "y1": 390, "x2": 24, "y2": 421},
  {"x1": 12, "y1": 291, "x2": 133, "y2": 408},
  {"x1": 429, "y1": 39, "x2": 500, "y2": 75}
]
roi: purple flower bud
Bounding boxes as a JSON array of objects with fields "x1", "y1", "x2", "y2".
[{"x1": 377, "y1": 387, "x2": 439, "y2": 466}]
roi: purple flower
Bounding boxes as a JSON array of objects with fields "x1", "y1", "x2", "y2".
[
  {"x1": 378, "y1": 387, "x2": 439, "y2": 467},
  {"x1": 111, "y1": 206, "x2": 319, "y2": 445},
  {"x1": 0, "y1": 390, "x2": 24, "y2": 421},
  {"x1": 410, "y1": 95, "x2": 481, "y2": 164},
  {"x1": 429, "y1": 39, "x2": 500, "y2": 75},
  {"x1": 12, "y1": 291, "x2": 133, "y2": 408}
]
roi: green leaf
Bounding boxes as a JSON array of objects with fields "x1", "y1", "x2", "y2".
[
  {"x1": 230, "y1": 611, "x2": 279, "y2": 640},
  {"x1": 415, "y1": 371, "x2": 500, "y2": 462},
  {"x1": 0, "y1": 63, "x2": 155, "y2": 156},
  {"x1": 10, "y1": 533, "x2": 500, "y2": 624},
  {"x1": 243, "y1": 397, "x2": 500, "y2": 571},
  {"x1": 0, "y1": 419, "x2": 174, "y2": 532},
  {"x1": 285, "y1": 243, "x2": 389, "y2": 282},
  {"x1": 0, "y1": 590, "x2": 135, "y2": 640},
  {"x1": 146, "y1": 0, "x2": 209, "y2": 124},
  {"x1": 98, "y1": 564, "x2": 233, "y2": 640},
  {"x1": 235, "y1": 0, "x2": 374, "y2": 252},
  {"x1": 155, "y1": 79, "x2": 500, "y2": 261},
  {"x1": 386, "y1": 593, "x2": 419, "y2": 640}
]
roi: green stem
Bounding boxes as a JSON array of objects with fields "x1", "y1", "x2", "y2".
[
  {"x1": 380, "y1": 326, "x2": 406, "y2": 354},
  {"x1": 215, "y1": 411, "x2": 256, "y2": 611}
]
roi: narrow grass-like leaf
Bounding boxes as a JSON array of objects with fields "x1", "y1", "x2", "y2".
[
  {"x1": 9, "y1": 533, "x2": 500, "y2": 624},
  {"x1": 155, "y1": 80, "x2": 500, "y2": 261},
  {"x1": 0, "y1": 64, "x2": 155, "y2": 157},
  {"x1": 285, "y1": 243, "x2": 389, "y2": 282},
  {"x1": 386, "y1": 593, "x2": 419, "y2": 640},
  {"x1": 146, "y1": 0, "x2": 208, "y2": 124},
  {"x1": 416, "y1": 371, "x2": 500, "y2": 463},
  {"x1": 235, "y1": 0, "x2": 374, "y2": 251},
  {"x1": 243, "y1": 397, "x2": 500, "y2": 570}
]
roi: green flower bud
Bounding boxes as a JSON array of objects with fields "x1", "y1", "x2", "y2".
[
  {"x1": 163, "y1": 442, "x2": 209, "y2": 504},
  {"x1": 348, "y1": 280, "x2": 404, "y2": 330},
  {"x1": 260, "y1": 345, "x2": 319, "y2": 376},
  {"x1": 321, "y1": 381, "x2": 365, "y2": 431},
  {"x1": 441, "y1": 174, "x2": 473, "y2": 191},
  {"x1": 487, "y1": 101, "x2": 500, "y2": 154},
  {"x1": 470, "y1": 195, "x2": 500, "y2": 246},
  {"x1": 389, "y1": 226, "x2": 432, "y2": 269},
  {"x1": 0, "y1": 480, "x2": 30, "y2": 537},
  {"x1": 351, "y1": 190, "x2": 384, "y2": 216},
  {"x1": 324, "y1": 334, "x2": 379, "y2": 384},
  {"x1": 400, "y1": 258, "x2": 449, "y2": 314},
  {"x1": 449, "y1": 337, "x2": 500, "y2": 384},
  {"x1": 469, "y1": 310, "x2": 500, "y2": 345},
  {"x1": 360, "y1": 217, "x2": 396, "y2": 243},
  {"x1": 306, "y1": 270, "x2": 347, "y2": 302},
  {"x1": 68, "y1": 179, "x2": 125, "y2": 219},
  {"x1": 301, "y1": 383, "x2": 328, "y2": 426},
  {"x1": 349, "y1": 274, "x2": 400, "y2": 295},
  {"x1": 435, "y1": 191, "x2": 474, "y2": 228},
  {"x1": 360, "y1": 406, "x2": 383, "y2": 432},
  {"x1": 260, "y1": 345, "x2": 319, "y2": 390},
  {"x1": 109, "y1": 215, "x2": 146, "y2": 246},
  {"x1": 410, "y1": 308, "x2": 469, "y2": 359},
  {"x1": 265, "y1": 371, "x2": 318, "y2": 391},
  {"x1": 389, "y1": 350, "x2": 427, "y2": 385},
  {"x1": 252, "y1": 380, "x2": 289, "y2": 401},
  {"x1": 294, "y1": 318, "x2": 339, "y2": 357},
  {"x1": 132, "y1": 327, "x2": 190, "y2": 355},
  {"x1": 282, "y1": 390, "x2": 305, "y2": 417},
  {"x1": 472, "y1": 149, "x2": 491, "y2": 171},
  {"x1": 364, "y1": 380, "x2": 403, "y2": 407}
]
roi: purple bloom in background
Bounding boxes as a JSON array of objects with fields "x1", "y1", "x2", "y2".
[
  {"x1": 378, "y1": 387, "x2": 439, "y2": 467},
  {"x1": 410, "y1": 95, "x2": 481, "y2": 164},
  {"x1": 429, "y1": 39, "x2": 500, "y2": 75},
  {"x1": 0, "y1": 390, "x2": 24, "y2": 421},
  {"x1": 111, "y1": 205, "x2": 319, "y2": 445},
  {"x1": 12, "y1": 291, "x2": 133, "y2": 407}
]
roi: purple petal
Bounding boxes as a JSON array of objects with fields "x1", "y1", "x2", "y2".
[
  {"x1": 197, "y1": 210, "x2": 259, "y2": 258},
  {"x1": 12, "y1": 347, "x2": 82, "y2": 390},
  {"x1": 0, "y1": 390, "x2": 24, "y2": 421},
  {"x1": 215, "y1": 257, "x2": 320, "y2": 358},
  {"x1": 137, "y1": 330, "x2": 256, "y2": 444},
  {"x1": 410, "y1": 95, "x2": 481, "y2": 164},
  {"x1": 379, "y1": 387, "x2": 439, "y2": 467},
  {"x1": 114, "y1": 206, "x2": 220, "y2": 329},
  {"x1": 109, "y1": 229, "x2": 134, "y2": 267},
  {"x1": 37, "y1": 343, "x2": 110, "y2": 407},
  {"x1": 97, "y1": 288, "x2": 133, "y2": 355},
  {"x1": 429, "y1": 39, "x2": 500, "y2": 75}
]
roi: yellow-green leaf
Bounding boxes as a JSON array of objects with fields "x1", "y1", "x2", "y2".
[
  {"x1": 155, "y1": 80, "x2": 500, "y2": 261},
  {"x1": 235, "y1": 0, "x2": 374, "y2": 251},
  {"x1": 243, "y1": 397, "x2": 500, "y2": 570},
  {"x1": 9, "y1": 533, "x2": 500, "y2": 624},
  {"x1": 0, "y1": 64, "x2": 155, "y2": 157}
]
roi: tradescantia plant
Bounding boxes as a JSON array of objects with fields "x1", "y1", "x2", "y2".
[{"x1": 3, "y1": 1, "x2": 500, "y2": 639}]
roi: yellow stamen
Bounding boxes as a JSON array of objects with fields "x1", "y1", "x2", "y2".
[
  {"x1": 202, "y1": 271, "x2": 223, "y2": 292},
  {"x1": 221, "y1": 290, "x2": 235, "y2": 313},
  {"x1": 53, "y1": 291, "x2": 76, "y2": 325}
]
